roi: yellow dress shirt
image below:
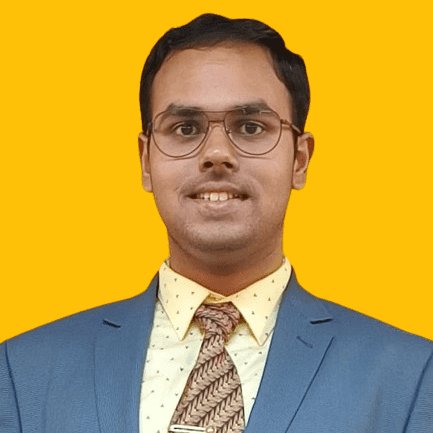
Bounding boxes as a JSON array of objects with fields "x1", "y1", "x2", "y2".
[{"x1": 139, "y1": 257, "x2": 292, "y2": 433}]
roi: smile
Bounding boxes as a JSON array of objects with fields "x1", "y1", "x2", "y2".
[{"x1": 190, "y1": 192, "x2": 248, "y2": 201}]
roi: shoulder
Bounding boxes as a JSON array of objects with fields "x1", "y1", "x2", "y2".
[
  {"x1": 288, "y1": 273, "x2": 432, "y2": 348},
  {"x1": 284, "y1": 274, "x2": 433, "y2": 374},
  {"x1": 321, "y1": 296, "x2": 432, "y2": 350},
  {"x1": 304, "y1": 290, "x2": 433, "y2": 381},
  {"x1": 2, "y1": 274, "x2": 159, "y2": 361}
]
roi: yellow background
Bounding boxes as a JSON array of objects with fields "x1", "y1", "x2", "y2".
[{"x1": 1, "y1": 0, "x2": 432, "y2": 343}]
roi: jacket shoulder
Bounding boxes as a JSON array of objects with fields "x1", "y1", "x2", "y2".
[
  {"x1": 320, "y1": 295, "x2": 432, "y2": 348},
  {"x1": 3, "y1": 274, "x2": 158, "y2": 357},
  {"x1": 288, "y1": 274, "x2": 432, "y2": 349},
  {"x1": 286, "y1": 274, "x2": 433, "y2": 366}
]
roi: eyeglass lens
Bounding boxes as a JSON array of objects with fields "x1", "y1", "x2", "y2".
[{"x1": 152, "y1": 109, "x2": 282, "y2": 157}]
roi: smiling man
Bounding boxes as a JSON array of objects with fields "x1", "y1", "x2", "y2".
[
  {"x1": 1, "y1": 13, "x2": 432, "y2": 433},
  {"x1": 139, "y1": 42, "x2": 310, "y2": 296}
]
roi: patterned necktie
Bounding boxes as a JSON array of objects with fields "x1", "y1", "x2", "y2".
[{"x1": 169, "y1": 302, "x2": 245, "y2": 433}]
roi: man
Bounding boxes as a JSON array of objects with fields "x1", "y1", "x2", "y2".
[{"x1": 1, "y1": 14, "x2": 432, "y2": 433}]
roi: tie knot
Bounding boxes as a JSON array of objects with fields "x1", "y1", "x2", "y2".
[{"x1": 194, "y1": 303, "x2": 240, "y2": 341}]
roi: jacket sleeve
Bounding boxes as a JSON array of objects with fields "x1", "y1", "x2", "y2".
[
  {"x1": 405, "y1": 349, "x2": 433, "y2": 432},
  {"x1": 0, "y1": 341, "x2": 21, "y2": 433}
]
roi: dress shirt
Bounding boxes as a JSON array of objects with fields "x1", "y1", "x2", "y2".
[{"x1": 139, "y1": 257, "x2": 292, "y2": 433}]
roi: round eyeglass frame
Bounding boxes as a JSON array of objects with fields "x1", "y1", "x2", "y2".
[{"x1": 145, "y1": 107, "x2": 302, "y2": 158}]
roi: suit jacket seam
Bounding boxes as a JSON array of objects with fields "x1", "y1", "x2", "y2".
[
  {"x1": 4, "y1": 340, "x2": 23, "y2": 433},
  {"x1": 402, "y1": 347, "x2": 433, "y2": 432}
]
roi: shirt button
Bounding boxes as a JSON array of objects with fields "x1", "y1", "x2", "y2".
[{"x1": 205, "y1": 427, "x2": 215, "y2": 433}]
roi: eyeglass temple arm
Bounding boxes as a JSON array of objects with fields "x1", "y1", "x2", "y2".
[
  {"x1": 281, "y1": 119, "x2": 302, "y2": 136},
  {"x1": 145, "y1": 122, "x2": 153, "y2": 137}
]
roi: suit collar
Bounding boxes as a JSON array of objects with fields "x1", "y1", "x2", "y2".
[
  {"x1": 245, "y1": 271, "x2": 335, "y2": 433},
  {"x1": 93, "y1": 271, "x2": 334, "y2": 433},
  {"x1": 285, "y1": 270, "x2": 333, "y2": 324},
  {"x1": 99, "y1": 274, "x2": 158, "y2": 327},
  {"x1": 97, "y1": 269, "x2": 332, "y2": 327},
  {"x1": 94, "y1": 274, "x2": 158, "y2": 433}
]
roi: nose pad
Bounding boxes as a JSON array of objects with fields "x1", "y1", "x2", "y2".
[{"x1": 198, "y1": 122, "x2": 239, "y2": 172}]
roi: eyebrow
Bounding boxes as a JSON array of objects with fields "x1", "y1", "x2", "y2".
[
  {"x1": 165, "y1": 103, "x2": 202, "y2": 114},
  {"x1": 232, "y1": 101, "x2": 273, "y2": 112},
  {"x1": 163, "y1": 101, "x2": 273, "y2": 115}
]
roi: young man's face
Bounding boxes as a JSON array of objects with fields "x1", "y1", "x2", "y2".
[{"x1": 140, "y1": 44, "x2": 312, "y2": 262}]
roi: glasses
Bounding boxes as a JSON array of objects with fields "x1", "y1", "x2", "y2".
[{"x1": 146, "y1": 106, "x2": 301, "y2": 158}]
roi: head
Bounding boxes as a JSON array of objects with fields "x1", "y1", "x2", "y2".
[
  {"x1": 139, "y1": 13, "x2": 310, "y2": 139},
  {"x1": 138, "y1": 14, "x2": 314, "y2": 273}
]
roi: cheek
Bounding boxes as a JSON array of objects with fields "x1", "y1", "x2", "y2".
[
  {"x1": 149, "y1": 162, "x2": 176, "y2": 203},
  {"x1": 259, "y1": 160, "x2": 293, "y2": 214},
  {"x1": 152, "y1": 176, "x2": 177, "y2": 206},
  {"x1": 254, "y1": 157, "x2": 293, "y2": 191},
  {"x1": 149, "y1": 152, "x2": 176, "y2": 187},
  {"x1": 149, "y1": 158, "x2": 189, "y2": 210}
]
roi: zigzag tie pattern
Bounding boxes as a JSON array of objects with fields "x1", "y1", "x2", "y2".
[{"x1": 170, "y1": 303, "x2": 245, "y2": 433}]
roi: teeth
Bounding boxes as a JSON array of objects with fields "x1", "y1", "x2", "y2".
[{"x1": 196, "y1": 192, "x2": 242, "y2": 201}]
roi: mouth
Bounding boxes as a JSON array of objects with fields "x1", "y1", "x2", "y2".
[{"x1": 188, "y1": 192, "x2": 248, "y2": 202}]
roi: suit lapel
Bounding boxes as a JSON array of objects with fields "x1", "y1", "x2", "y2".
[
  {"x1": 94, "y1": 274, "x2": 159, "y2": 433},
  {"x1": 92, "y1": 271, "x2": 333, "y2": 433},
  {"x1": 245, "y1": 272, "x2": 334, "y2": 433}
]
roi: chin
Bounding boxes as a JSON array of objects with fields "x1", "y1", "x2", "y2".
[
  {"x1": 193, "y1": 233, "x2": 251, "y2": 252},
  {"x1": 179, "y1": 224, "x2": 257, "y2": 254}
]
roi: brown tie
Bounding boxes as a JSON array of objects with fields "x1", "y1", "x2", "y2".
[{"x1": 169, "y1": 302, "x2": 245, "y2": 433}]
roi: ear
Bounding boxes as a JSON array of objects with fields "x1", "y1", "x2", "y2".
[
  {"x1": 138, "y1": 133, "x2": 153, "y2": 192},
  {"x1": 292, "y1": 132, "x2": 314, "y2": 190}
]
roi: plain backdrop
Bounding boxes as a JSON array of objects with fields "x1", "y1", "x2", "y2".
[{"x1": 1, "y1": 0, "x2": 432, "y2": 342}]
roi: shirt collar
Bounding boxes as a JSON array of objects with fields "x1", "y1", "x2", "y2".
[{"x1": 158, "y1": 257, "x2": 292, "y2": 345}]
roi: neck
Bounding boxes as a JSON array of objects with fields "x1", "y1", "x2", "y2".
[{"x1": 168, "y1": 239, "x2": 284, "y2": 296}]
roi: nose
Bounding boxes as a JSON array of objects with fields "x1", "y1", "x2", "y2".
[{"x1": 198, "y1": 123, "x2": 240, "y2": 173}]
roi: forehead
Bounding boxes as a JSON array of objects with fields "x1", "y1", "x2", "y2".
[{"x1": 151, "y1": 44, "x2": 292, "y2": 119}]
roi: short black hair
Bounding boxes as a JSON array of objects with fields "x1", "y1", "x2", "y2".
[{"x1": 139, "y1": 13, "x2": 310, "y2": 134}]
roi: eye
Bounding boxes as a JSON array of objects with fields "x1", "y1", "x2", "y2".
[
  {"x1": 238, "y1": 122, "x2": 264, "y2": 136},
  {"x1": 173, "y1": 122, "x2": 200, "y2": 137}
]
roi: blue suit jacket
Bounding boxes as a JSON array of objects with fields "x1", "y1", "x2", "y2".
[{"x1": 1, "y1": 272, "x2": 432, "y2": 433}]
